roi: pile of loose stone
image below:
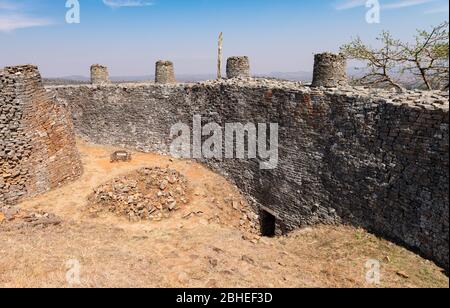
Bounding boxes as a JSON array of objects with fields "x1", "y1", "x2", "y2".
[
  {"x1": 0, "y1": 205, "x2": 62, "y2": 231},
  {"x1": 88, "y1": 167, "x2": 190, "y2": 222}
]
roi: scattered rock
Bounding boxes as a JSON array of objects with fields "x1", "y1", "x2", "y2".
[
  {"x1": 209, "y1": 258, "x2": 218, "y2": 268},
  {"x1": 241, "y1": 255, "x2": 256, "y2": 265},
  {"x1": 212, "y1": 246, "x2": 224, "y2": 254},
  {"x1": 396, "y1": 271, "x2": 410, "y2": 279},
  {"x1": 0, "y1": 206, "x2": 61, "y2": 231},
  {"x1": 232, "y1": 201, "x2": 240, "y2": 210},
  {"x1": 182, "y1": 211, "x2": 203, "y2": 219}
]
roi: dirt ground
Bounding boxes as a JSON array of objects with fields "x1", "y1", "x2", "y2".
[{"x1": 0, "y1": 140, "x2": 448, "y2": 288}]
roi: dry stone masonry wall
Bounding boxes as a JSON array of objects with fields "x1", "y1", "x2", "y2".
[
  {"x1": 48, "y1": 76, "x2": 449, "y2": 270},
  {"x1": 227, "y1": 57, "x2": 251, "y2": 79},
  {"x1": 155, "y1": 61, "x2": 176, "y2": 84},
  {"x1": 2, "y1": 54, "x2": 446, "y2": 270},
  {"x1": 312, "y1": 53, "x2": 348, "y2": 88},
  {"x1": 0, "y1": 65, "x2": 82, "y2": 206},
  {"x1": 91, "y1": 64, "x2": 110, "y2": 85}
]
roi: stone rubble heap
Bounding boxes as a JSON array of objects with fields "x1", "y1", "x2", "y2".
[
  {"x1": 0, "y1": 205, "x2": 62, "y2": 231},
  {"x1": 88, "y1": 167, "x2": 190, "y2": 222}
]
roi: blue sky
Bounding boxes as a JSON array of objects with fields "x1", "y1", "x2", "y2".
[{"x1": 0, "y1": 0, "x2": 448, "y2": 77}]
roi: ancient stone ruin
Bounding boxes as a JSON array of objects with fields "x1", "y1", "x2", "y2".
[
  {"x1": 312, "y1": 52, "x2": 348, "y2": 88},
  {"x1": 2, "y1": 53, "x2": 448, "y2": 271},
  {"x1": 155, "y1": 60, "x2": 176, "y2": 84},
  {"x1": 226, "y1": 56, "x2": 251, "y2": 79},
  {"x1": 90, "y1": 64, "x2": 110, "y2": 85},
  {"x1": 0, "y1": 65, "x2": 82, "y2": 206}
]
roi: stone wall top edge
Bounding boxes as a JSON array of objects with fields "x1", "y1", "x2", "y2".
[
  {"x1": 43, "y1": 78, "x2": 449, "y2": 111},
  {"x1": 2, "y1": 64, "x2": 39, "y2": 74}
]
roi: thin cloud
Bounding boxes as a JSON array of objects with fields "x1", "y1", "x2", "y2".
[
  {"x1": 102, "y1": 0, "x2": 154, "y2": 8},
  {"x1": 0, "y1": 0, "x2": 52, "y2": 32},
  {"x1": 383, "y1": 0, "x2": 436, "y2": 10},
  {"x1": 335, "y1": 0, "x2": 437, "y2": 10},
  {"x1": 335, "y1": 0, "x2": 367, "y2": 10},
  {"x1": 0, "y1": 14, "x2": 51, "y2": 32}
]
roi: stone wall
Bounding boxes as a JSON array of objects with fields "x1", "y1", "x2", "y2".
[
  {"x1": 155, "y1": 61, "x2": 176, "y2": 84},
  {"x1": 312, "y1": 53, "x2": 348, "y2": 88},
  {"x1": 227, "y1": 57, "x2": 251, "y2": 79},
  {"x1": 47, "y1": 79, "x2": 449, "y2": 270},
  {"x1": 0, "y1": 65, "x2": 82, "y2": 206},
  {"x1": 91, "y1": 64, "x2": 110, "y2": 85}
]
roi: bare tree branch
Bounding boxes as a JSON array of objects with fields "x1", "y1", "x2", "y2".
[{"x1": 340, "y1": 22, "x2": 449, "y2": 91}]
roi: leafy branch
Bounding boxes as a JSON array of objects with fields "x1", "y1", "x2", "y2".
[{"x1": 341, "y1": 22, "x2": 449, "y2": 91}]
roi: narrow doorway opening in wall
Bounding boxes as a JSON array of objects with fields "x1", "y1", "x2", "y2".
[{"x1": 260, "y1": 209, "x2": 276, "y2": 237}]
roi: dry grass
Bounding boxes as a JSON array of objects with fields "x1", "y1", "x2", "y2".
[{"x1": 0, "y1": 140, "x2": 447, "y2": 288}]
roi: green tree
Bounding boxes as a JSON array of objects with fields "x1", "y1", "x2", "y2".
[{"x1": 341, "y1": 22, "x2": 449, "y2": 91}]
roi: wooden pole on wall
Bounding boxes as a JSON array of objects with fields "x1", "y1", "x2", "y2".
[{"x1": 217, "y1": 32, "x2": 223, "y2": 80}]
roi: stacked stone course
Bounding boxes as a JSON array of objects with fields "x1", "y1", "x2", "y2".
[
  {"x1": 155, "y1": 61, "x2": 176, "y2": 84},
  {"x1": 47, "y1": 77, "x2": 449, "y2": 270},
  {"x1": 312, "y1": 52, "x2": 348, "y2": 88},
  {"x1": 4, "y1": 54, "x2": 447, "y2": 270},
  {"x1": 0, "y1": 65, "x2": 82, "y2": 206},
  {"x1": 91, "y1": 64, "x2": 110, "y2": 85},
  {"x1": 226, "y1": 56, "x2": 251, "y2": 79}
]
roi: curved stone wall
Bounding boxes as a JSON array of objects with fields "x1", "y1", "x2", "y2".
[
  {"x1": 47, "y1": 79, "x2": 449, "y2": 270},
  {"x1": 312, "y1": 53, "x2": 348, "y2": 88},
  {"x1": 0, "y1": 65, "x2": 82, "y2": 205}
]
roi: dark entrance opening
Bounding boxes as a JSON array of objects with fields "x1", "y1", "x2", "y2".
[{"x1": 260, "y1": 209, "x2": 276, "y2": 237}]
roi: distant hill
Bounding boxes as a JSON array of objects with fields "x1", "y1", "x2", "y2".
[
  {"x1": 43, "y1": 72, "x2": 313, "y2": 85},
  {"x1": 260, "y1": 71, "x2": 313, "y2": 82},
  {"x1": 41, "y1": 68, "x2": 387, "y2": 85}
]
